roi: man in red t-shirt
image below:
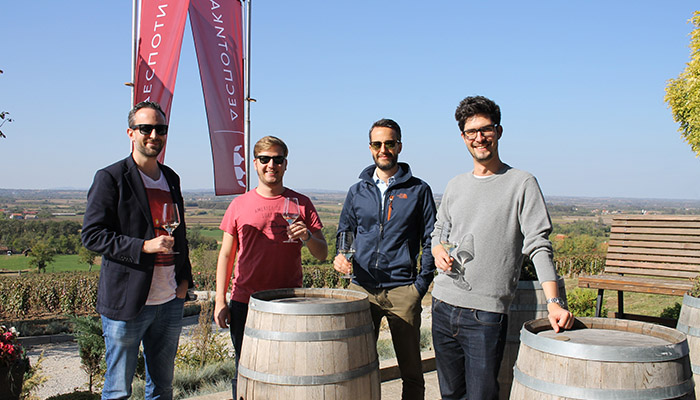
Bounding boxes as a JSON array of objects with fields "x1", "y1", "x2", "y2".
[{"x1": 214, "y1": 136, "x2": 328, "y2": 396}]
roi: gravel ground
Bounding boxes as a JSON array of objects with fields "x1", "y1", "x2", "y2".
[
  {"x1": 24, "y1": 295, "x2": 433, "y2": 399},
  {"x1": 24, "y1": 315, "x2": 206, "y2": 399}
]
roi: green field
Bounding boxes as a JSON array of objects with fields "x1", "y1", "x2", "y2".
[{"x1": 0, "y1": 254, "x2": 97, "y2": 273}]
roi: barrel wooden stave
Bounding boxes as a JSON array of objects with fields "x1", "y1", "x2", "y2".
[
  {"x1": 511, "y1": 317, "x2": 695, "y2": 400},
  {"x1": 678, "y1": 294, "x2": 700, "y2": 400},
  {"x1": 499, "y1": 278, "x2": 567, "y2": 400},
  {"x1": 237, "y1": 288, "x2": 380, "y2": 400}
]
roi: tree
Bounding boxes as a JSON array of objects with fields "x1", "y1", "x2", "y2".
[
  {"x1": 665, "y1": 11, "x2": 700, "y2": 155},
  {"x1": 78, "y1": 246, "x2": 100, "y2": 272},
  {"x1": 27, "y1": 240, "x2": 55, "y2": 273}
]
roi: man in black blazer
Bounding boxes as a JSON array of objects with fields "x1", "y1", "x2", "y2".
[{"x1": 82, "y1": 101, "x2": 193, "y2": 400}]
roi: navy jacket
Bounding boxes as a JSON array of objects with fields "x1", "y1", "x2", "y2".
[
  {"x1": 337, "y1": 163, "x2": 436, "y2": 296},
  {"x1": 81, "y1": 155, "x2": 193, "y2": 321}
]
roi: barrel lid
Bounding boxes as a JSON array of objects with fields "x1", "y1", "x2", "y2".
[
  {"x1": 520, "y1": 317, "x2": 689, "y2": 362},
  {"x1": 249, "y1": 288, "x2": 370, "y2": 315}
]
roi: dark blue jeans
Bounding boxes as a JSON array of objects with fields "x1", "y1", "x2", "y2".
[
  {"x1": 228, "y1": 300, "x2": 249, "y2": 399},
  {"x1": 431, "y1": 298, "x2": 507, "y2": 400}
]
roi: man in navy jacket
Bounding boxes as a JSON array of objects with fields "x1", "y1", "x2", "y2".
[
  {"x1": 82, "y1": 101, "x2": 193, "y2": 400},
  {"x1": 334, "y1": 118, "x2": 436, "y2": 400}
]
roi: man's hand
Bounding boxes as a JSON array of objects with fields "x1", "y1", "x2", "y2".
[
  {"x1": 287, "y1": 221, "x2": 311, "y2": 242},
  {"x1": 142, "y1": 236, "x2": 174, "y2": 254},
  {"x1": 433, "y1": 245, "x2": 454, "y2": 272},
  {"x1": 547, "y1": 304, "x2": 574, "y2": 333},
  {"x1": 176, "y1": 280, "x2": 188, "y2": 299},
  {"x1": 214, "y1": 299, "x2": 230, "y2": 329},
  {"x1": 333, "y1": 253, "x2": 353, "y2": 275}
]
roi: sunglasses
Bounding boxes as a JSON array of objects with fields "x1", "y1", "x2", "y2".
[
  {"x1": 131, "y1": 124, "x2": 169, "y2": 136},
  {"x1": 369, "y1": 140, "x2": 400, "y2": 150},
  {"x1": 256, "y1": 155, "x2": 286, "y2": 165}
]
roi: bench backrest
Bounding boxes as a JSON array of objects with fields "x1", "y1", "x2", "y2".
[{"x1": 605, "y1": 215, "x2": 700, "y2": 279}]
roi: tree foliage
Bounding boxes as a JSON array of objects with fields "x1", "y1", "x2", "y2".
[
  {"x1": 78, "y1": 246, "x2": 100, "y2": 272},
  {"x1": 665, "y1": 11, "x2": 700, "y2": 155},
  {"x1": 27, "y1": 240, "x2": 56, "y2": 273}
]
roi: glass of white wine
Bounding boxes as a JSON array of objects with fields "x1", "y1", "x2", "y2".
[
  {"x1": 283, "y1": 197, "x2": 300, "y2": 243},
  {"x1": 338, "y1": 231, "x2": 355, "y2": 279},
  {"x1": 161, "y1": 202, "x2": 180, "y2": 254}
]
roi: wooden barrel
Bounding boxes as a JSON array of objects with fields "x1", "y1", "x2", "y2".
[
  {"x1": 237, "y1": 288, "x2": 380, "y2": 400},
  {"x1": 677, "y1": 294, "x2": 700, "y2": 400},
  {"x1": 510, "y1": 317, "x2": 695, "y2": 400},
  {"x1": 498, "y1": 278, "x2": 567, "y2": 400}
]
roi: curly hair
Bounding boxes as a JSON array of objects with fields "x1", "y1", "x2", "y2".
[{"x1": 454, "y1": 96, "x2": 501, "y2": 132}]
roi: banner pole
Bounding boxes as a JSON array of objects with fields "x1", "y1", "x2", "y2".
[
  {"x1": 244, "y1": 0, "x2": 252, "y2": 191},
  {"x1": 130, "y1": 0, "x2": 139, "y2": 106}
]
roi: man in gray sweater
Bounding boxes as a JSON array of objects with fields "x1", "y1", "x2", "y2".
[{"x1": 431, "y1": 95, "x2": 573, "y2": 400}]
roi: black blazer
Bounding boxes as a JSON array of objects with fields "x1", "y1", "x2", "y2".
[{"x1": 81, "y1": 155, "x2": 193, "y2": 321}]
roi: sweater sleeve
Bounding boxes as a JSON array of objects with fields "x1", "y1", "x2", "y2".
[{"x1": 519, "y1": 176, "x2": 558, "y2": 283}]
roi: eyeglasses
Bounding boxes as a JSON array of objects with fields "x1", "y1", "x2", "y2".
[
  {"x1": 462, "y1": 124, "x2": 498, "y2": 140},
  {"x1": 256, "y1": 155, "x2": 286, "y2": 165},
  {"x1": 131, "y1": 124, "x2": 169, "y2": 136},
  {"x1": 369, "y1": 140, "x2": 400, "y2": 150}
]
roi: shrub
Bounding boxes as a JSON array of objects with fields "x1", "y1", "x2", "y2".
[
  {"x1": 566, "y1": 287, "x2": 606, "y2": 317},
  {"x1": 71, "y1": 316, "x2": 105, "y2": 393},
  {"x1": 175, "y1": 301, "x2": 230, "y2": 368},
  {"x1": 689, "y1": 276, "x2": 700, "y2": 298},
  {"x1": 45, "y1": 392, "x2": 100, "y2": 400},
  {"x1": 130, "y1": 360, "x2": 236, "y2": 400},
  {"x1": 661, "y1": 302, "x2": 682, "y2": 320}
]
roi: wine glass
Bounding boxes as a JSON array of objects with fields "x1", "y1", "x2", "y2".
[
  {"x1": 338, "y1": 231, "x2": 355, "y2": 279},
  {"x1": 439, "y1": 221, "x2": 457, "y2": 258},
  {"x1": 282, "y1": 197, "x2": 301, "y2": 243},
  {"x1": 161, "y1": 203, "x2": 180, "y2": 254}
]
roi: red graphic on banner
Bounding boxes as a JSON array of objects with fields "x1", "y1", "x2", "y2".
[
  {"x1": 189, "y1": 0, "x2": 246, "y2": 195},
  {"x1": 134, "y1": 0, "x2": 189, "y2": 163}
]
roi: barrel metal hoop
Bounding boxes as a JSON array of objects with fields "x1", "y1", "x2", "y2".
[
  {"x1": 683, "y1": 294, "x2": 700, "y2": 309},
  {"x1": 238, "y1": 359, "x2": 379, "y2": 385},
  {"x1": 244, "y1": 323, "x2": 373, "y2": 342},
  {"x1": 249, "y1": 296, "x2": 368, "y2": 315},
  {"x1": 676, "y1": 322, "x2": 700, "y2": 337},
  {"x1": 513, "y1": 367, "x2": 695, "y2": 400},
  {"x1": 520, "y1": 327, "x2": 689, "y2": 362},
  {"x1": 692, "y1": 363, "x2": 700, "y2": 376}
]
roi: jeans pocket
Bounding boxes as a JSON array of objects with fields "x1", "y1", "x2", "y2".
[{"x1": 473, "y1": 309, "x2": 504, "y2": 326}]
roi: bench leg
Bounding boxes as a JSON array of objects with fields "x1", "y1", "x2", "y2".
[
  {"x1": 618, "y1": 291, "x2": 624, "y2": 317},
  {"x1": 596, "y1": 289, "x2": 604, "y2": 317}
]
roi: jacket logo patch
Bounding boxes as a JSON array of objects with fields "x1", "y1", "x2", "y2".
[{"x1": 397, "y1": 193, "x2": 408, "y2": 199}]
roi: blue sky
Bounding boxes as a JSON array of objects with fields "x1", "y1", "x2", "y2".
[{"x1": 2, "y1": 1, "x2": 699, "y2": 200}]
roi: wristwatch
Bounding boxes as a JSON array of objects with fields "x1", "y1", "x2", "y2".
[
  {"x1": 546, "y1": 297, "x2": 567, "y2": 309},
  {"x1": 301, "y1": 232, "x2": 311, "y2": 244}
]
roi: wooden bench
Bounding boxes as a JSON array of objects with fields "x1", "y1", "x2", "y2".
[{"x1": 577, "y1": 215, "x2": 700, "y2": 325}]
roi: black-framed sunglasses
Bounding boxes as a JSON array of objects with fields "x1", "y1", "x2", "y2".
[
  {"x1": 462, "y1": 124, "x2": 499, "y2": 140},
  {"x1": 369, "y1": 140, "x2": 400, "y2": 150},
  {"x1": 131, "y1": 124, "x2": 169, "y2": 136},
  {"x1": 256, "y1": 155, "x2": 286, "y2": 165}
]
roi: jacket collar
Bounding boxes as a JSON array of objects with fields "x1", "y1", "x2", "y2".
[{"x1": 359, "y1": 162, "x2": 412, "y2": 187}]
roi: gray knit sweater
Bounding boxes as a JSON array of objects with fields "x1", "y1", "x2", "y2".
[{"x1": 431, "y1": 164, "x2": 558, "y2": 314}]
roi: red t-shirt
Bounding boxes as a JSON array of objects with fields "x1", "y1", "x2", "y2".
[{"x1": 219, "y1": 188, "x2": 324, "y2": 303}]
